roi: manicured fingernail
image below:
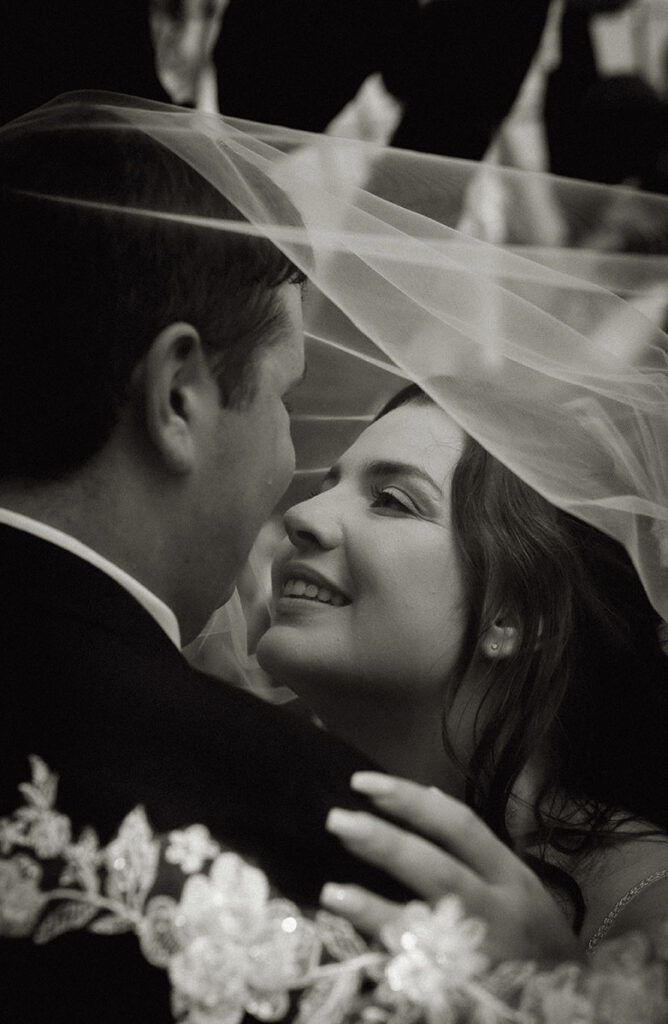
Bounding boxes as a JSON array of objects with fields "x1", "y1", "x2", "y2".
[
  {"x1": 350, "y1": 772, "x2": 397, "y2": 796},
  {"x1": 320, "y1": 883, "x2": 364, "y2": 911},
  {"x1": 326, "y1": 808, "x2": 372, "y2": 838}
]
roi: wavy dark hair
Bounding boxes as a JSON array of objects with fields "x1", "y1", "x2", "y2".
[{"x1": 379, "y1": 384, "x2": 668, "y2": 929}]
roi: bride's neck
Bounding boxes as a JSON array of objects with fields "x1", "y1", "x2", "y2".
[{"x1": 303, "y1": 688, "x2": 465, "y2": 798}]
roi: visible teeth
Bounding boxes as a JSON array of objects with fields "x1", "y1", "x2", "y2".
[{"x1": 282, "y1": 578, "x2": 346, "y2": 606}]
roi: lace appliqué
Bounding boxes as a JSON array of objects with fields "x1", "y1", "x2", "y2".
[{"x1": 2, "y1": 758, "x2": 668, "y2": 1024}]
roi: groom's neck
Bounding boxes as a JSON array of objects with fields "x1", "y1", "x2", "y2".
[{"x1": 0, "y1": 469, "x2": 170, "y2": 601}]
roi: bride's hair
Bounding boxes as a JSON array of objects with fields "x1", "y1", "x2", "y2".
[
  {"x1": 379, "y1": 384, "x2": 668, "y2": 927},
  {"x1": 0, "y1": 106, "x2": 304, "y2": 480}
]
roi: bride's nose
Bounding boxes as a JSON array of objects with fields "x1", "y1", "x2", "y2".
[{"x1": 284, "y1": 493, "x2": 343, "y2": 551}]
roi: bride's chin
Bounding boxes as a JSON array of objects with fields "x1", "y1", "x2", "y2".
[
  {"x1": 255, "y1": 625, "x2": 304, "y2": 681},
  {"x1": 256, "y1": 626, "x2": 334, "y2": 692}
]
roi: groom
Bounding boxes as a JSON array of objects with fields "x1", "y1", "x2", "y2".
[{"x1": 0, "y1": 102, "x2": 403, "y2": 1022}]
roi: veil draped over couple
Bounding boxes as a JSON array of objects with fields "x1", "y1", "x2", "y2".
[{"x1": 0, "y1": 92, "x2": 667, "y2": 1023}]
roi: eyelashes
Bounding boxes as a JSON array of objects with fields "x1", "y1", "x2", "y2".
[
  {"x1": 370, "y1": 485, "x2": 417, "y2": 515},
  {"x1": 304, "y1": 483, "x2": 418, "y2": 515}
]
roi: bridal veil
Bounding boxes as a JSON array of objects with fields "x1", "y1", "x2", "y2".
[{"x1": 2, "y1": 91, "x2": 666, "y2": 643}]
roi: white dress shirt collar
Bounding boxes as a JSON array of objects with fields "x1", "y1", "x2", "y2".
[{"x1": 0, "y1": 508, "x2": 181, "y2": 648}]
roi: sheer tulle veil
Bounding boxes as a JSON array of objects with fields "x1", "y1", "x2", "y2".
[{"x1": 2, "y1": 91, "x2": 667, "y2": 676}]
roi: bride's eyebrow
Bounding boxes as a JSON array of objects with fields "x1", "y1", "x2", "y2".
[{"x1": 366, "y1": 460, "x2": 443, "y2": 496}]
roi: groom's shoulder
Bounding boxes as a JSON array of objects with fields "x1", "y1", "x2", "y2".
[
  {"x1": 0, "y1": 523, "x2": 348, "y2": 768},
  {"x1": 0, "y1": 539, "x2": 362, "y2": 778},
  {"x1": 0, "y1": 524, "x2": 340, "y2": 748},
  {"x1": 0, "y1": 523, "x2": 398, "y2": 896}
]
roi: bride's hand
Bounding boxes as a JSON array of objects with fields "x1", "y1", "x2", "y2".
[{"x1": 320, "y1": 771, "x2": 584, "y2": 965}]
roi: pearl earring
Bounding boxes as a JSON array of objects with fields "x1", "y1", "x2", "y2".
[{"x1": 489, "y1": 641, "x2": 500, "y2": 651}]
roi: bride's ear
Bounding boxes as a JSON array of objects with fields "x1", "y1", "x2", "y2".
[
  {"x1": 479, "y1": 616, "x2": 521, "y2": 660},
  {"x1": 479, "y1": 613, "x2": 543, "y2": 659}
]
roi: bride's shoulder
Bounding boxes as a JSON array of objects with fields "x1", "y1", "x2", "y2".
[{"x1": 578, "y1": 817, "x2": 668, "y2": 952}]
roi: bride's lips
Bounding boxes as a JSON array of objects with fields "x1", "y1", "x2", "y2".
[{"x1": 276, "y1": 562, "x2": 351, "y2": 609}]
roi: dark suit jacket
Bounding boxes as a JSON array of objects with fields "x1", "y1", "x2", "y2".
[
  {"x1": 213, "y1": 0, "x2": 549, "y2": 161},
  {"x1": 1, "y1": 3, "x2": 168, "y2": 126},
  {"x1": 214, "y1": 0, "x2": 416, "y2": 132},
  {"x1": 0, "y1": 525, "x2": 407, "y2": 1022},
  {"x1": 389, "y1": 0, "x2": 552, "y2": 159}
]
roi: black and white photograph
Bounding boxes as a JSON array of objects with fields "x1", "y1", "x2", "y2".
[{"x1": 1, "y1": 3, "x2": 668, "y2": 1022}]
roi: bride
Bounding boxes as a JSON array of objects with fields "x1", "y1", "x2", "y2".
[{"x1": 255, "y1": 383, "x2": 668, "y2": 959}]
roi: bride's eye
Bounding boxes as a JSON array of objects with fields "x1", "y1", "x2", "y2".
[{"x1": 370, "y1": 485, "x2": 418, "y2": 515}]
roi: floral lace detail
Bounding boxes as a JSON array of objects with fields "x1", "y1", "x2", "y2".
[
  {"x1": 166, "y1": 824, "x2": 221, "y2": 874},
  {"x1": 0, "y1": 757, "x2": 376, "y2": 1024},
  {"x1": 1, "y1": 757, "x2": 668, "y2": 1024}
]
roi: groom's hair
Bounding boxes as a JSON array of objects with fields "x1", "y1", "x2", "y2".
[{"x1": 0, "y1": 105, "x2": 304, "y2": 479}]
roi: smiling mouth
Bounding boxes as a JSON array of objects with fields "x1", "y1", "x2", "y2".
[{"x1": 281, "y1": 578, "x2": 349, "y2": 607}]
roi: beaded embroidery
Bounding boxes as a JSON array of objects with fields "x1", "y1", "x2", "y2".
[
  {"x1": 2, "y1": 757, "x2": 668, "y2": 1024},
  {"x1": 0, "y1": 757, "x2": 377, "y2": 1023}
]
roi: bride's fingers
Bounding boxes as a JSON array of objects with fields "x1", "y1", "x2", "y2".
[
  {"x1": 325, "y1": 807, "x2": 480, "y2": 903},
  {"x1": 324, "y1": 804, "x2": 585, "y2": 967},
  {"x1": 350, "y1": 772, "x2": 517, "y2": 883},
  {"x1": 319, "y1": 882, "x2": 401, "y2": 937}
]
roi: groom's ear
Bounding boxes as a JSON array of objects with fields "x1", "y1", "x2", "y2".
[{"x1": 136, "y1": 322, "x2": 216, "y2": 474}]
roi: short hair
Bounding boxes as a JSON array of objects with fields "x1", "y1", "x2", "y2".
[
  {"x1": 0, "y1": 105, "x2": 305, "y2": 479},
  {"x1": 378, "y1": 384, "x2": 668, "y2": 926}
]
